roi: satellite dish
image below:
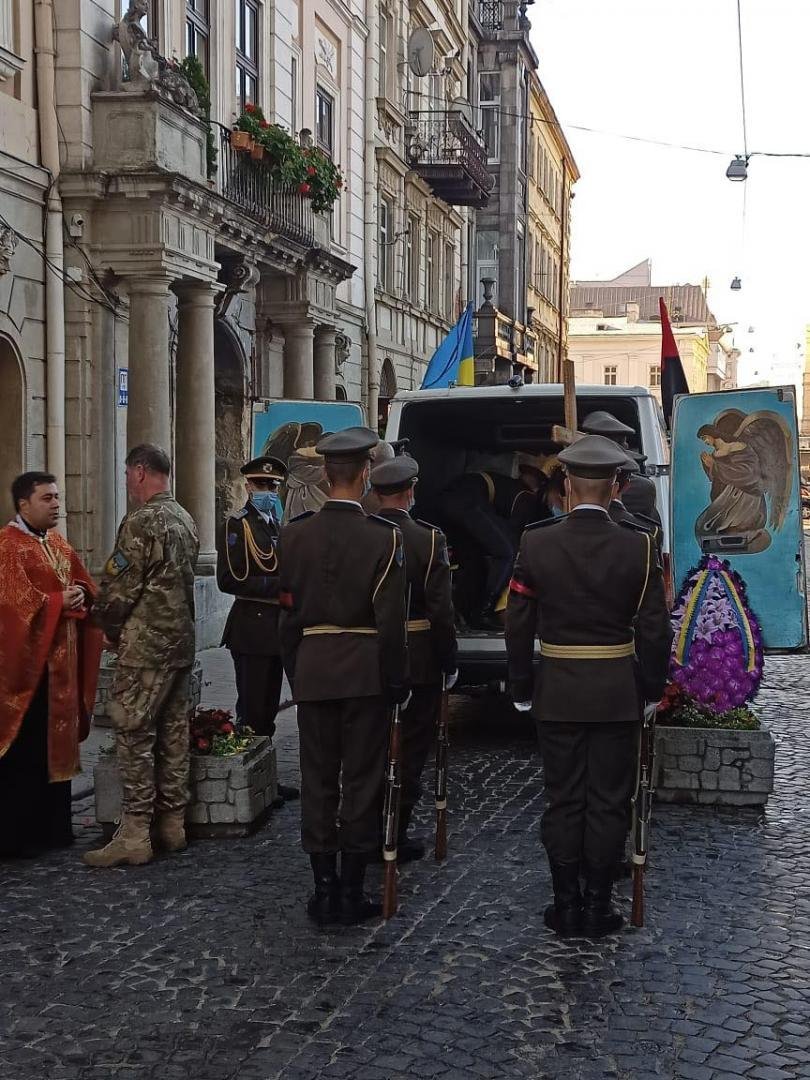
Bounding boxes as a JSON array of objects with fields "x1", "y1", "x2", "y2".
[
  {"x1": 450, "y1": 96, "x2": 474, "y2": 127},
  {"x1": 407, "y1": 28, "x2": 435, "y2": 78}
]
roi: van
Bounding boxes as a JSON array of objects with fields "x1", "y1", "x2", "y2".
[{"x1": 384, "y1": 383, "x2": 670, "y2": 688}]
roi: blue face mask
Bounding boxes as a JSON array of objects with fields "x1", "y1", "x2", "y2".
[
  {"x1": 550, "y1": 505, "x2": 565, "y2": 518},
  {"x1": 250, "y1": 491, "x2": 278, "y2": 517}
]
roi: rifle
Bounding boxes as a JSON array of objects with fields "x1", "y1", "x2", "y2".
[
  {"x1": 630, "y1": 702, "x2": 658, "y2": 928},
  {"x1": 382, "y1": 698, "x2": 403, "y2": 919},
  {"x1": 434, "y1": 674, "x2": 450, "y2": 862},
  {"x1": 382, "y1": 585, "x2": 412, "y2": 920}
]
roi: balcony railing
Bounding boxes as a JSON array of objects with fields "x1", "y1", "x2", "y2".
[
  {"x1": 478, "y1": 0, "x2": 503, "y2": 30},
  {"x1": 215, "y1": 125, "x2": 314, "y2": 248},
  {"x1": 407, "y1": 111, "x2": 493, "y2": 208}
]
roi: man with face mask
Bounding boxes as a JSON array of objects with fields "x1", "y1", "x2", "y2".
[{"x1": 216, "y1": 456, "x2": 299, "y2": 803}]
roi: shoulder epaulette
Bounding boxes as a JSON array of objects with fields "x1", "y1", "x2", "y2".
[
  {"x1": 619, "y1": 518, "x2": 649, "y2": 534},
  {"x1": 416, "y1": 518, "x2": 442, "y2": 533},
  {"x1": 634, "y1": 512, "x2": 660, "y2": 531},
  {"x1": 228, "y1": 508, "x2": 248, "y2": 521},
  {"x1": 289, "y1": 510, "x2": 315, "y2": 524},
  {"x1": 525, "y1": 514, "x2": 567, "y2": 532},
  {"x1": 367, "y1": 513, "x2": 400, "y2": 529}
]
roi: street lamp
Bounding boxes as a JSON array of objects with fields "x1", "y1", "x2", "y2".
[{"x1": 726, "y1": 155, "x2": 748, "y2": 181}]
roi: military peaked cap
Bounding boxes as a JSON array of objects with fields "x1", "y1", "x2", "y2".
[
  {"x1": 581, "y1": 410, "x2": 635, "y2": 437},
  {"x1": 558, "y1": 435, "x2": 632, "y2": 478},
  {"x1": 316, "y1": 426, "x2": 379, "y2": 462},
  {"x1": 370, "y1": 454, "x2": 419, "y2": 492},
  {"x1": 618, "y1": 452, "x2": 640, "y2": 476},
  {"x1": 241, "y1": 456, "x2": 287, "y2": 481}
]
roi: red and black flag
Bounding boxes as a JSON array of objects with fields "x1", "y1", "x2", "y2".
[{"x1": 659, "y1": 296, "x2": 689, "y2": 427}]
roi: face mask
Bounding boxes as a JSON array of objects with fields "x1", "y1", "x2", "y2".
[
  {"x1": 250, "y1": 492, "x2": 276, "y2": 516},
  {"x1": 270, "y1": 494, "x2": 283, "y2": 520},
  {"x1": 550, "y1": 505, "x2": 565, "y2": 518}
]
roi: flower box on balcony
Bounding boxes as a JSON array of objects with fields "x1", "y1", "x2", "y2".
[
  {"x1": 93, "y1": 736, "x2": 278, "y2": 840},
  {"x1": 230, "y1": 129, "x2": 252, "y2": 151}
]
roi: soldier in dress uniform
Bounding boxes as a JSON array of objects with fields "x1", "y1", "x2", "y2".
[
  {"x1": 609, "y1": 453, "x2": 664, "y2": 561},
  {"x1": 278, "y1": 427, "x2": 409, "y2": 926},
  {"x1": 359, "y1": 440, "x2": 395, "y2": 516},
  {"x1": 505, "y1": 435, "x2": 672, "y2": 938},
  {"x1": 581, "y1": 410, "x2": 661, "y2": 524},
  {"x1": 369, "y1": 455, "x2": 458, "y2": 861},
  {"x1": 216, "y1": 456, "x2": 299, "y2": 803}
]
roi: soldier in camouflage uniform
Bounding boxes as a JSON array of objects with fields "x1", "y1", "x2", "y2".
[{"x1": 84, "y1": 444, "x2": 199, "y2": 868}]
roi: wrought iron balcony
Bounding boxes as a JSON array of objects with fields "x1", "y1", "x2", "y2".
[
  {"x1": 216, "y1": 125, "x2": 314, "y2": 248},
  {"x1": 406, "y1": 111, "x2": 493, "y2": 208},
  {"x1": 478, "y1": 0, "x2": 503, "y2": 31}
]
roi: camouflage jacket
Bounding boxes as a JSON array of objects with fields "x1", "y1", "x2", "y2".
[{"x1": 95, "y1": 492, "x2": 200, "y2": 669}]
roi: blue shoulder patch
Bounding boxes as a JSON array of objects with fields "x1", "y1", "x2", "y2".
[{"x1": 524, "y1": 515, "x2": 567, "y2": 532}]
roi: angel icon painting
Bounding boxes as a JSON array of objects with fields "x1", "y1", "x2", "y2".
[{"x1": 695, "y1": 409, "x2": 793, "y2": 555}]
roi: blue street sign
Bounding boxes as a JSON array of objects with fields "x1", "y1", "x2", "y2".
[{"x1": 118, "y1": 368, "x2": 128, "y2": 407}]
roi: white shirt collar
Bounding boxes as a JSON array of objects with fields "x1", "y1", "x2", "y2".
[
  {"x1": 328, "y1": 499, "x2": 363, "y2": 508},
  {"x1": 572, "y1": 503, "x2": 609, "y2": 515}
]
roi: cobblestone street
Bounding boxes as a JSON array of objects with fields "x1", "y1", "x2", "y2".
[{"x1": 2, "y1": 652, "x2": 810, "y2": 1080}]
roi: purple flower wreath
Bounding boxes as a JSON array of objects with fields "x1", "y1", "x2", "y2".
[{"x1": 667, "y1": 555, "x2": 764, "y2": 715}]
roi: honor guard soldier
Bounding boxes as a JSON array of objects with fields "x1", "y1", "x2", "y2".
[
  {"x1": 609, "y1": 454, "x2": 664, "y2": 561},
  {"x1": 369, "y1": 455, "x2": 458, "y2": 861},
  {"x1": 278, "y1": 427, "x2": 409, "y2": 926},
  {"x1": 581, "y1": 410, "x2": 661, "y2": 525},
  {"x1": 505, "y1": 435, "x2": 672, "y2": 938},
  {"x1": 216, "y1": 456, "x2": 299, "y2": 802}
]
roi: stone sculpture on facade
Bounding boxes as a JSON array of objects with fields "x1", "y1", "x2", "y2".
[
  {"x1": 0, "y1": 226, "x2": 17, "y2": 276},
  {"x1": 113, "y1": 0, "x2": 200, "y2": 115},
  {"x1": 335, "y1": 332, "x2": 351, "y2": 376}
]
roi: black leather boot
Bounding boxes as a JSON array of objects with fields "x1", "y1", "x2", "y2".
[
  {"x1": 306, "y1": 853, "x2": 340, "y2": 925},
  {"x1": 543, "y1": 861, "x2": 583, "y2": 937},
  {"x1": 582, "y1": 864, "x2": 624, "y2": 937},
  {"x1": 397, "y1": 806, "x2": 426, "y2": 864},
  {"x1": 339, "y1": 853, "x2": 383, "y2": 925}
]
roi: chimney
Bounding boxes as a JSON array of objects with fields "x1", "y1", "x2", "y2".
[{"x1": 626, "y1": 301, "x2": 640, "y2": 323}]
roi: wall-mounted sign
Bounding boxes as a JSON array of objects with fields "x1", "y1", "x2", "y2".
[{"x1": 118, "y1": 368, "x2": 128, "y2": 407}]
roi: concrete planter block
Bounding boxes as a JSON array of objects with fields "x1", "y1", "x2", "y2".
[
  {"x1": 92, "y1": 91, "x2": 207, "y2": 182},
  {"x1": 93, "y1": 737, "x2": 278, "y2": 839},
  {"x1": 655, "y1": 725, "x2": 775, "y2": 807}
]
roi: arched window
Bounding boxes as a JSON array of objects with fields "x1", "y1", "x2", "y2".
[{"x1": 378, "y1": 357, "x2": 397, "y2": 434}]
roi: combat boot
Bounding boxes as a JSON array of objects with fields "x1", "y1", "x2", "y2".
[
  {"x1": 338, "y1": 853, "x2": 383, "y2": 925},
  {"x1": 582, "y1": 864, "x2": 624, "y2": 937},
  {"x1": 306, "y1": 853, "x2": 340, "y2": 925},
  {"x1": 544, "y1": 861, "x2": 583, "y2": 937},
  {"x1": 154, "y1": 810, "x2": 188, "y2": 853},
  {"x1": 83, "y1": 815, "x2": 153, "y2": 868}
]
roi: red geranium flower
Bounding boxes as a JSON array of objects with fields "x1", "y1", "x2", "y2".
[
  {"x1": 307, "y1": 165, "x2": 317, "y2": 176},
  {"x1": 260, "y1": 120, "x2": 270, "y2": 129},
  {"x1": 299, "y1": 182, "x2": 311, "y2": 195},
  {"x1": 221, "y1": 722, "x2": 234, "y2": 734},
  {"x1": 245, "y1": 103, "x2": 256, "y2": 113},
  {"x1": 197, "y1": 737, "x2": 210, "y2": 752}
]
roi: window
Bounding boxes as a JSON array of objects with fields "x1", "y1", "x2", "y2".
[
  {"x1": 649, "y1": 365, "x2": 662, "y2": 388},
  {"x1": 291, "y1": 55, "x2": 299, "y2": 134},
  {"x1": 444, "y1": 243, "x2": 455, "y2": 319},
  {"x1": 186, "y1": 0, "x2": 209, "y2": 76},
  {"x1": 378, "y1": 8, "x2": 390, "y2": 97},
  {"x1": 378, "y1": 196, "x2": 394, "y2": 292},
  {"x1": 235, "y1": 0, "x2": 259, "y2": 111},
  {"x1": 528, "y1": 133, "x2": 535, "y2": 181},
  {"x1": 405, "y1": 217, "x2": 420, "y2": 302},
  {"x1": 479, "y1": 73, "x2": 500, "y2": 163},
  {"x1": 316, "y1": 86, "x2": 334, "y2": 155},
  {"x1": 426, "y1": 229, "x2": 439, "y2": 312},
  {"x1": 604, "y1": 365, "x2": 618, "y2": 386},
  {"x1": 476, "y1": 229, "x2": 499, "y2": 306},
  {"x1": 516, "y1": 228, "x2": 525, "y2": 319}
]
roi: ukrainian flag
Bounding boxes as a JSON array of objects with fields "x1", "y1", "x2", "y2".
[{"x1": 420, "y1": 303, "x2": 475, "y2": 389}]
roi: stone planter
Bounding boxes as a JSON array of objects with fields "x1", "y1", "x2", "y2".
[
  {"x1": 93, "y1": 736, "x2": 278, "y2": 840},
  {"x1": 655, "y1": 725, "x2": 775, "y2": 807}
]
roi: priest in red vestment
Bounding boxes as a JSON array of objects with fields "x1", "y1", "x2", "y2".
[{"x1": 0, "y1": 472, "x2": 103, "y2": 858}]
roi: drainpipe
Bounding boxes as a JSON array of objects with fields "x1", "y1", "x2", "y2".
[
  {"x1": 34, "y1": 0, "x2": 66, "y2": 526},
  {"x1": 363, "y1": 0, "x2": 379, "y2": 428}
]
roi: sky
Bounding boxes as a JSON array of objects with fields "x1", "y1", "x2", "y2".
[{"x1": 531, "y1": 0, "x2": 810, "y2": 397}]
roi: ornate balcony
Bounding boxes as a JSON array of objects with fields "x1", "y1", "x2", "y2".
[
  {"x1": 478, "y1": 0, "x2": 504, "y2": 31},
  {"x1": 406, "y1": 111, "x2": 493, "y2": 208},
  {"x1": 216, "y1": 125, "x2": 314, "y2": 248}
]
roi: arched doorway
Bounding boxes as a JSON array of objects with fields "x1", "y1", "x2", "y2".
[
  {"x1": 0, "y1": 337, "x2": 24, "y2": 522},
  {"x1": 214, "y1": 319, "x2": 249, "y2": 523},
  {"x1": 336, "y1": 384, "x2": 347, "y2": 401},
  {"x1": 378, "y1": 357, "x2": 397, "y2": 434}
]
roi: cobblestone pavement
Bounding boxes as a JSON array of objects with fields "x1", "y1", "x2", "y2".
[{"x1": 3, "y1": 652, "x2": 810, "y2": 1080}]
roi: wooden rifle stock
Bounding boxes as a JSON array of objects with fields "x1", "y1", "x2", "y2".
[
  {"x1": 631, "y1": 864, "x2": 644, "y2": 927},
  {"x1": 382, "y1": 703, "x2": 402, "y2": 920},
  {"x1": 434, "y1": 675, "x2": 450, "y2": 862},
  {"x1": 630, "y1": 704, "x2": 657, "y2": 928}
]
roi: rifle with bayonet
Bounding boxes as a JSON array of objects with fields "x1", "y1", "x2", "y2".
[
  {"x1": 382, "y1": 586, "x2": 412, "y2": 920},
  {"x1": 434, "y1": 673, "x2": 450, "y2": 862},
  {"x1": 630, "y1": 702, "x2": 658, "y2": 927}
]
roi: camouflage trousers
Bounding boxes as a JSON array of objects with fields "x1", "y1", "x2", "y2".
[{"x1": 108, "y1": 665, "x2": 192, "y2": 819}]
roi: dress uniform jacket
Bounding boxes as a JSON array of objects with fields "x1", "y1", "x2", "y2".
[
  {"x1": 623, "y1": 474, "x2": 662, "y2": 526},
  {"x1": 608, "y1": 499, "x2": 664, "y2": 562},
  {"x1": 376, "y1": 510, "x2": 457, "y2": 686},
  {"x1": 506, "y1": 508, "x2": 672, "y2": 723},
  {"x1": 278, "y1": 501, "x2": 408, "y2": 702},
  {"x1": 216, "y1": 502, "x2": 281, "y2": 656}
]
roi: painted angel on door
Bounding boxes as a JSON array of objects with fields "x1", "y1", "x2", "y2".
[{"x1": 695, "y1": 409, "x2": 792, "y2": 555}]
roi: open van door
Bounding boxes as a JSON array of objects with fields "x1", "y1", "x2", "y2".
[{"x1": 670, "y1": 386, "x2": 807, "y2": 650}]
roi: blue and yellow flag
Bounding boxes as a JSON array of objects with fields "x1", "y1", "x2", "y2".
[{"x1": 420, "y1": 303, "x2": 475, "y2": 389}]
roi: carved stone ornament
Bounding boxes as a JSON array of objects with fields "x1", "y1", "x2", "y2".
[
  {"x1": 335, "y1": 332, "x2": 351, "y2": 375},
  {"x1": 316, "y1": 35, "x2": 337, "y2": 75},
  {"x1": 113, "y1": 0, "x2": 201, "y2": 115},
  {"x1": 0, "y1": 226, "x2": 17, "y2": 276}
]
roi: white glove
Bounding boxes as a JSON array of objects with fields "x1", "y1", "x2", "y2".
[
  {"x1": 513, "y1": 701, "x2": 532, "y2": 713},
  {"x1": 445, "y1": 670, "x2": 459, "y2": 691},
  {"x1": 400, "y1": 691, "x2": 412, "y2": 712},
  {"x1": 643, "y1": 701, "x2": 659, "y2": 722}
]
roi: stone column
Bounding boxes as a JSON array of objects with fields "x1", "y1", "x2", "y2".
[
  {"x1": 175, "y1": 282, "x2": 218, "y2": 573},
  {"x1": 126, "y1": 275, "x2": 174, "y2": 452},
  {"x1": 283, "y1": 321, "x2": 315, "y2": 400},
  {"x1": 313, "y1": 325, "x2": 337, "y2": 401}
]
